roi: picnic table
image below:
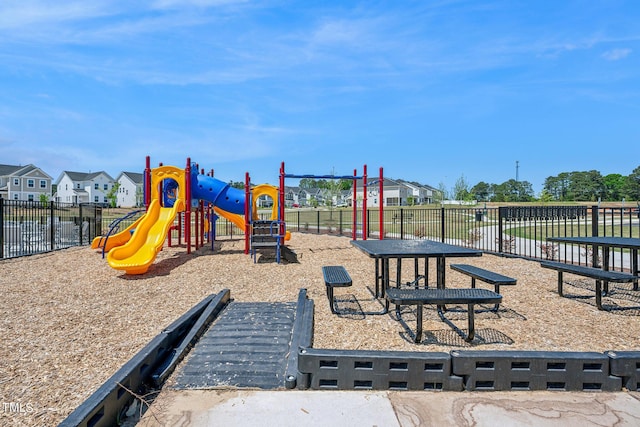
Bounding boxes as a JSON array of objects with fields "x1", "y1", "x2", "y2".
[{"x1": 350, "y1": 239, "x2": 497, "y2": 342}]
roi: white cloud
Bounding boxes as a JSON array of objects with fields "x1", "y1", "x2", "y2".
[{"x1": 602, "y1": 48, "x2": 632, "y2": 61}]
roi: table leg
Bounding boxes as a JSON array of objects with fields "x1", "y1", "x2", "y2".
[
  {"x1": 633, "y1": 249, "x2": 638, "y2": 291},
  {"x1": 437, "y1": 256, "x2": 446, "y2": 312},
  {"x1": 466, "y1": 304, "x2": 475, "y2": 341},
  {"x1": 375, "y1": 258, "x2": 380, "y2": 298},
  {"x1": 415, "y1": 303, "x2": 423, "y2": 343},
  {"x1": 602, "y1": 246, "x2": 610, "y2": 295},
  {"x1": 424, "y1": 258, "x2": 429, "y2": 288},
  {"x1": 383, "y1": 258, "x2": 390, "y2": 298}
]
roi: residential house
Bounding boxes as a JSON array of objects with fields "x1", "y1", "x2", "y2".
[
  {"x1": 54, "y1": 171, "x2": 116, "y2": 206},
  {"x1": 349, "y1": 178, "x2": 438, "y2": 207},
  {"x1": 116, "y1": 171, "x2": 144, "y2": 208},
  {"x1": 398, "y1": 180, "x2": 435, "y2": 205},
  {"x1": 0, "y1": 164, "x2": 53, "y2": 201}
]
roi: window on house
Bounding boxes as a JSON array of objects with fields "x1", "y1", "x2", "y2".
[
  {"x1": 94, "y1": 196, "x2": 99, "y2": 202},
  {"x1": 27, "y1": 179, "x2": 34, "y2": 188},
  {"x1": 104, "y1": 184, "x2": 108, "y2": 190},
  {"x1": 126, "y1": 190, "x2": 129, "y2": 195},
  {"x1": 94, "y1": 183, "x2": 99, "y2": 190},
  {"x1": 65, "y1": 184, "x2": 68, "y2": 190},
  {"x1": 28, "y1": 194, "x2": 34, "y2": 201},
  {"x1": 103, "y1": 197, "x2": 108, "y2": 203},
  {"x1": 77, "y1": 183, "x2": 80, "y2": 189},
  {"x1": 40, "y1": 180, "x2": 46, "y2": 188},
  {"x1": 13, "y1": 194, "x2": 18, "y2": 200},
  {"x1": 13, "y1": 178, "x2": 19, "y2": 186}
]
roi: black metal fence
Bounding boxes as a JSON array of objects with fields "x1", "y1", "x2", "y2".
[
  {"x1": 3, "y1": 200, "x2": 639, "y2": 272},
  {"x1": 282, "y1": 205, "x2": 639, "y2": 272},
  {"x1": 0, "y1": 199, "x2": 102, "y2": 259}
]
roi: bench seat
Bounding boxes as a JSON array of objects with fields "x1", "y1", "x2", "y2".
[
  {"x1": 385, "y1": 287, "x2": 502, "y2": 343},
  {"x1": 450, "y1": 264, "x2": 516, "y2": 310},
  {"x1": 322, "y1": 266, "x2": 353, "y2": 314},
  {"x1": 540, "y1": 261, "x2": 639, "y2": 310}
]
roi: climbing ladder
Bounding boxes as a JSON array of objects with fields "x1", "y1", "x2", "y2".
[{"x1": 250, "y1": 219, "x2": 285, "y2": 263}]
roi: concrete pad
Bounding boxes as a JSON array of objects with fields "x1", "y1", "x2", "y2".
[
  {"x1": 142, "y1": 389, "x2": 401, "y2": 427},
  {"x1": 139, "y1": 389, "x2": 640, "y2": 427},
  {"x1": 390, "y1": 391, "x2": 640, "y2": 426}
]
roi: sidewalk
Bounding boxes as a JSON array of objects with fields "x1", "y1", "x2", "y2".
[{"x1": 138, "y1": 389, "x2": 640, "y2": 426}]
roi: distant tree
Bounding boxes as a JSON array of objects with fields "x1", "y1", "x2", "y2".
[
  {"x1": 622, "y1": 166, "x2": 640, "y2": 201},
  {"x1": 106, "y1": 183, "x2": 120, "y2": 207},
  {"x1": 452, "y1": 175, "x2": 471, "y2": 201},
  {"x1": 539, "y1": 189, "x2": 554, "y2": 203},
  {"x1": 436, "y1": 182, "x2": 448, "y2": 202},
  {"x1": 492, "y1": 179, "x2": 534, "y2": 202},
  {"x1": 229, "y1": 180, "x2": 245, "y2": 190},
  {"x1": 567, "y1": 170, "x2": 604, "y2": 201},
  {"x1": 470, "y1": 181, "x2": 491, "y2": 201},
  {"x1": 603, "y1": 174, "x2": 625, "y2": 201}
]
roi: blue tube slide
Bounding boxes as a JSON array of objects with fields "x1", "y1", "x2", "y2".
[{"x1": 190, "y1": 172, "x2": 246, "y2": 215}]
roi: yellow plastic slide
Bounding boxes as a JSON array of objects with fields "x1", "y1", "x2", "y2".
[
  {"x1": 213, "y1": 206, "x2": 245, "y2": 230},
  {"x1": 91, "y1": 215, "x2": 144, "y2": 252},
  {"x1": 107, "y1": 198, "x2": 184, "y2": 275}
]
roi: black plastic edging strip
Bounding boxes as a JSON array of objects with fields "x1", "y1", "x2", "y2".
[
  {"x1": 58, "y1": 289, "x2": 231, "y2": 427},
  {"x1": 58, "y1": 333, "x2": 172, "y2": 427},
  {"x1": 151, "y1": 288, "x2": 231, "y2": 387},
  {"x1": 162, "y1": 292, "x2": 218, "y2": 342},
  {"x1": 284, "y1": 289, "x2": 313, "y2": 388}
]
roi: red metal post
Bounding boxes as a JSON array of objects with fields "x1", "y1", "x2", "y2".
[
  {"x1": 279, "y1": 162, "x2": 285, "y2": 243},
  {"x1": 379, "y1": 167, "x2": 384, "y2": 239},
  {"x1": 185, "y1": 158, "x2": 192, "y2": 254},
  {"x1": 144, "y1": 156, "x2": 151, "y2": 209},
  {"x1": 352, "y1": 169, "x2": 357, "y2": 240},
  {"x1": 363, "y1": 165, "x2": 368, "y2": 240},
  {"x1": 244, "y1": 172, "x2": 251, "y2": 255}
]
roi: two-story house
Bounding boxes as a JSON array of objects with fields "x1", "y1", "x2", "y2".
[
  {"x1": 54, "y1": 171, "x2": 116, "y2": 206},
  {"x1": 0, "y1": 164, "x2": 53, "y2": 201},
  {"x1": 350, "y1": 178, "x2": 438, "y2": 207},
  {"x1": 115, "y1": 172, "x2": 144, "y2": 208},
  {"x1": 398, "y1": 180, "x2": 435, "y2": 205}
]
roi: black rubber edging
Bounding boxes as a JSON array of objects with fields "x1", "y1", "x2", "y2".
[{"x1": 58, "y1": 289, "x2": 231, "y2": 427}]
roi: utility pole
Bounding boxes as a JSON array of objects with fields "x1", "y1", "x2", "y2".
[{"x1": 516, "y1": 160, "x2": 519, "y2": 182}]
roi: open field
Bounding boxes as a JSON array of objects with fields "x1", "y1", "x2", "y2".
[{"x1": 1, "y1": 233, "x2": 640, "y2": 426}]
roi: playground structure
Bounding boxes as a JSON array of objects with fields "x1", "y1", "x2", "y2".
[
  {"x1": 92, "y1": 158, "x2": 384, "y2": 274},
  {"x1": 92, "y1": 157, "x2": 287, "y2": 274}
]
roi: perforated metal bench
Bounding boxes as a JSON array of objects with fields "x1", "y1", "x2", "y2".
[
  {"x1": 385, "y1": 287, "x2": 502, "y2": 343},
  {"x1": 450, "y1": 264, "x2": 516, "y2": 310},
  {"x1": 322, "y1": 266, "x2": 353, "y2": 314},
  {"x1": 540, "y1": 261, "x2": 639, "y2": 310}
]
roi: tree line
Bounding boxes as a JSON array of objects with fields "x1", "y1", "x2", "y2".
[{"x1": 447, "y1": 166, "x2": 640, "y2": 203}]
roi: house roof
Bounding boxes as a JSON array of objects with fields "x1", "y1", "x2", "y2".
[
  {"x1": 58, "y1": 170, "x2": 115, "y2": 183},
  {"x1": 117, "y1": 171, "x2": 144, "y2": 184},
  {"x1": 0, "y1": 164, "x2": 52, "y2": 179}
]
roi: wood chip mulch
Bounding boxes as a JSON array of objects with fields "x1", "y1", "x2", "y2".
[{"x1": 1, "y1": 232, "x2": 639, "y2": 426}]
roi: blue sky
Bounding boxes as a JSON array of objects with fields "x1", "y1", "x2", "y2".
[{"x1": 1, "y1": 1, "x2": 639, "y2": 196}]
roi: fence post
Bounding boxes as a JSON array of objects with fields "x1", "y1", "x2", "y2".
[
  {"x1": 591, "y1": 205, "x2": 600, "y2": 267},
  {"x1": 591, "y1": 205, "x2": 599, "y2": 237},
  {"x1": 498, "y1": 207, "x2": 504, "y2": 255},
  {"x1": 79, "y1": 204, "x2": 83, "y2": 246},
  {"x1": 49, "y1": 202, "x2": 55, "y2": 251},
  {"x1": 400, "y1": 208, "x2": 404, "y2": 240},
  {"x1": 0, "y1": 197, "x2": 4, "y2": 258},
  {"x1": 440, "y1": 207, "x2": 445, "y2": 243}
]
